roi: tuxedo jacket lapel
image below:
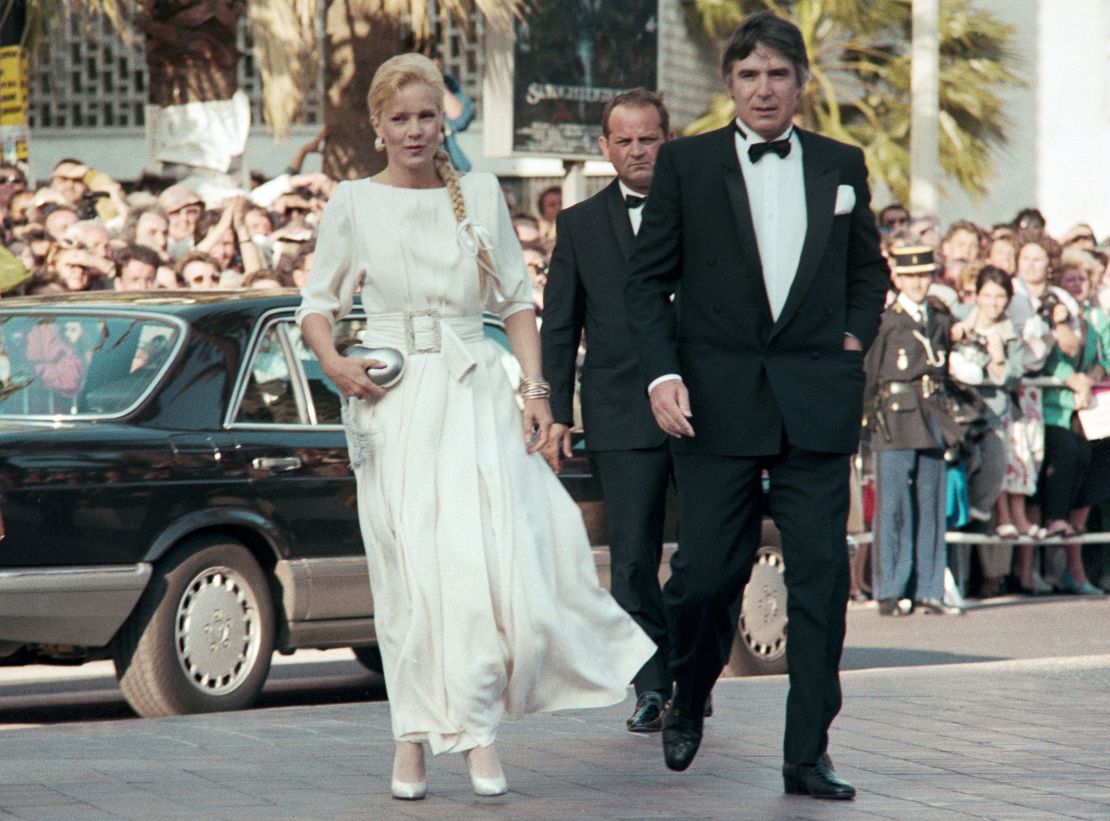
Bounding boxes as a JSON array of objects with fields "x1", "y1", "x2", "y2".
[
  {"x1": 604, "y1": 180, "x2": 635, "y2": 261},
  {"x1": 770, "y1": 130, "x2": 839, "y2": 340},
  {"x1": 718, "y1": 127, "x2": 773, "y2": 327}
]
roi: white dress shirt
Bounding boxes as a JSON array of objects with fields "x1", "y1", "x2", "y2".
[
  {"x1": 647, "y1": 121, "x2": 810, "y2": 395},
  {"x1": 618, "y1": 180, "x2": 646, "y2": 235},
  {"x1": 896, "y1": 291, "x2": 927, "y2": 324},
  {"x1": 733, "y1": 119, "x2": 806, "y2": 321}
]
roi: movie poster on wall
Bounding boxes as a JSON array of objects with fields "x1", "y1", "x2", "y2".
[{"x1": 512, "y1": 0, "x2": 658, "y2": 158}]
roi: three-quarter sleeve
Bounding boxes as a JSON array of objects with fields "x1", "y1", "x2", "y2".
[
  {"x1": 295, "y1": 181, "x2": 355, "y2": 329},
  {"x1": 483, "y1": 177, "x2": 534, "y2": 320}
]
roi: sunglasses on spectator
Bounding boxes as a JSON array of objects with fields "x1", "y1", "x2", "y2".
[
  {"x1": 284, "y1": 206, "x2": 309, "y2": 215},
  {"x1": 189, "y1": 272, "x2": 220, "y2": 285},
  {"x1": 0, "y1": 175, "x2": 25, "y2": 185},
  {"x1": 1018, "y1": 218, "x2": 1045, "y2": 229}
]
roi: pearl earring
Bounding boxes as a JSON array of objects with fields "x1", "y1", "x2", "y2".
[{"x1": 374, "y1": 136, "x2": 384, "y2": 152}]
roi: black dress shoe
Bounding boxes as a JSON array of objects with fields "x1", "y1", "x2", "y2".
[
  {"x1": 915, "y1": 597, "x2": 963, "y2": 615},
  {"x1": 661, "y1": 706, "x2": 704, "y2": 771},
  {"x1": 703, "y1": 693, "x2": 713, "y2": 718},
  {"x1": 877, "y1": 597, "x2": 910, "y2": 616},
  {"x1": 783, "y1": 759, "x2": 856, "y2": 799},
  {"x1": 627, "y1": 691, "x2": 666, "y2": 733}
]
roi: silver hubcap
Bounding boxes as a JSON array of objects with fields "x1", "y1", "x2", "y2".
[
  {"x1": 739, "y1": 548, "x2": 788, "y2": 663},
  {"x1": 175, "y1": 566, "x2": 260, "y2": 695}
]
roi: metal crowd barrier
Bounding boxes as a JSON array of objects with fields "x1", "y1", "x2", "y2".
[{"x1": 851, "y1": 531, "x2": 1110, "y2": 547}]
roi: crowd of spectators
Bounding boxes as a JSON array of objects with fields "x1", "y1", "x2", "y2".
[
  {"x1": 1, "y1": 139, "x2": 1107, "y2": 607},
  {"x1": 0, "y1": 135, "x2": 331, "y2": 299},
  {"x1": 865, "y1": 202, "x2": 1110, "y2": 607}
]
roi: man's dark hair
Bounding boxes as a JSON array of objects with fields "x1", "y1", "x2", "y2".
[
  {"x1": 116, "y1": 243, "x2": 162, "y2": 275},
  {"x1": 601, "y1": 87, "x2": 670, "y2": 138},
  {"x1": 975, "y1": 265, "x2": 1013, "y2": 300},
  {"x1": 878, "y1": 202, "x2": 908, "y2": 221},
  {"x1": 1012, "y1": 207, "x2": 1045, "y2": 231},
  {"x1": 943, "y1": 219, "x2": 980, "y2": 243},
  {"x1": 536, "y1": 185, "x2": 561, "y2": 215},
  {"x1": 721, "y1": 11, "x2": 809, "y2": 84}
]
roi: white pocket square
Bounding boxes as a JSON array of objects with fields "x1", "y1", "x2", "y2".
[{"x1": 834, "y1": 184, "x2": 856, "y2": 215}]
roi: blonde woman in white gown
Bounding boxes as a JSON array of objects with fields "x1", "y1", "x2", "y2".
[{"x1": 297, "y1": 54, "x2": 656, "y2": 802}]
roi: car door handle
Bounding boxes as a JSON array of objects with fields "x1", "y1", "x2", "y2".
[{"x1": 251, "y1": 456, "x2": 303, "y2": 472}]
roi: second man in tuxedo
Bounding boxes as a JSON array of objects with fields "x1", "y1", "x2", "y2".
[{"x1": 541, "y1": 89, "x2": 675, "y2": 732}]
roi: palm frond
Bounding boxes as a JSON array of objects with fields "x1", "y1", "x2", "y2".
[
  {"x1": 685, "y1": 0, "x2": 1019, "y2": 203},
  {"x1": 247, "y1": 0, "x2": 318, "y2": 141}
]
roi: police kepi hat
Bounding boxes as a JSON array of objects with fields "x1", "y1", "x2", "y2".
[{"x1": 890, "y1": 245, "x2": 936, "y2": 276}]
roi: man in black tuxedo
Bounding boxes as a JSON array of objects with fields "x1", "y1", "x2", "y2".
[
  {"x1": 541, "y1": 89, "x2": 675, "y2": 733},
  {"x1": 624, "y1": 11, "x2": 888, "y2": 798}
]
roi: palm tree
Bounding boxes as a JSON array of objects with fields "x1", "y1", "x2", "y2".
[
  {"x1": 680, "y1": 0, "x2": 1019, "y2": 202},
  {"x1": 4, "y1": 0, "x2": 522, "y2": 180}
]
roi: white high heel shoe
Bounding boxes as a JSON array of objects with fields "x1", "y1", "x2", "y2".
[
  {"x1": 390, "y1": 778, "x2": 427, "y2": 801},
  {"x1": 463, "y1": 746, "x2": 508, "y2": 796},
  {"x1": 391, "y1": 742, "x2": 427, "y2": 800}
]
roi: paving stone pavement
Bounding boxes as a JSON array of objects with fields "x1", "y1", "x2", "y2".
[{"x1": 1, "y1": 654, "x2": 1109, "y2": 820}]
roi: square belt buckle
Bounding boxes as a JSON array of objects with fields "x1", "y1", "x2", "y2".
[{"x1": 403, "y1": 309, "x2": 441, "y2": 353}]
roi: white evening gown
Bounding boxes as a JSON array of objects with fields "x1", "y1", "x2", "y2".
[{"x1": 297, "y1": 173, "x2": 656, "y2": 754}]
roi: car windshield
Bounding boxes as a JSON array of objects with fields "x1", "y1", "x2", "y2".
[{"x1": 0, "y1": 312, "x2": 181, "y2": 417}]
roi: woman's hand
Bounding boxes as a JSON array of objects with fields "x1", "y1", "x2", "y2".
[
  {"x1": 523, "y1": 396, "x2": 554, "y2": 465},
  {"x1": 1065, "y1": 371, "x2": 1094, "y2": 409},
  {"x1": 323, "y1": 355, "x2": 387, "y2": 403}
]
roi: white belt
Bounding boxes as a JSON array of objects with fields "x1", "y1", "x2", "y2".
[{"x1": 358, "y1": 310, "x2": 484, "y2": 382}]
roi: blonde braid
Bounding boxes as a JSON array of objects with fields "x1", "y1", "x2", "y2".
[{"x1": 433, "y1": 149, "x2": 493, "y2": 293}]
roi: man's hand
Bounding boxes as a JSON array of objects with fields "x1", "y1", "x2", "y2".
[
  {"x1": 649, "y1": 379, "x2": 695, "y2": 438},
  {"x1": 842, "y1": 334, "x2": 863, "y2": 352},
  {"x1": 543, "y1": 422, "x2": 574, "y2": 474}
]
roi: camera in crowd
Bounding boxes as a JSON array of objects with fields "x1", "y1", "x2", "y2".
[
  {"x1": 1036, "y1": 289, "x2": 1069, "y2": 326},
  {"x1": 76, "y1": 190, "x2": 109, "y2": 221}
]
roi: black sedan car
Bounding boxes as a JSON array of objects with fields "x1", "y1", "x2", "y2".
[{"x1": 0, "y1": 292, "x2": 787, "y2": 717}]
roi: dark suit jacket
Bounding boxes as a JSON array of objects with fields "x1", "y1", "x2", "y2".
[
  {"x1": 542, "y1": 180, "x2": 667, "y2": 451},
  {"x1": 624, "y1": 125, "x2": 890, "y2": 456}
]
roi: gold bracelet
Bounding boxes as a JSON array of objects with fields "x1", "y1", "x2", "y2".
[{"x1": 519, "y1": 376, "x2": 551, "y2": 399}]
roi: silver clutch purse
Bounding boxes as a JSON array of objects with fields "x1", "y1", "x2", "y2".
[{"x1": 343, "y1": 345, "x2": 405, "y2": 388}]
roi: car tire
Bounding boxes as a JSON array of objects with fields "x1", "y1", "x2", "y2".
[
  {"x1": 725, "y1": 521, "x2": 789, "y2": 677},
  {"x1": 351, "y1": 645, "x2": 384, "y2": 675},
  {"x1": 113, "y1": 537, "x2": 276, "y2": 717}
]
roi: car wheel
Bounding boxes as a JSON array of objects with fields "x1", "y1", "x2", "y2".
[
  {"x1": 351, "y1": 645, "x2": 384, "y2": 675},
  {"x1": 113, "y1": 537, "x2": 275, "y2": 717},
  {"x1": 725, "y1": 522, "x2": 789, "y2": 677}
]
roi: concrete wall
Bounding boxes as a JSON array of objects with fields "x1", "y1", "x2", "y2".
[{"x1": 938, "y1": 0, "x2": 1110, "y2": 240}]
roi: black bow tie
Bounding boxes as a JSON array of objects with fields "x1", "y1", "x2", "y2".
[
  {"x1": 734, "y1": 122, "x2": 792, "y2": 162},
  {"x1": 624, "y1": 194, "x2": 646, "y2": 209},
  {"x1": 748, "y1": 139, "x2": 791, "y2": 163}
]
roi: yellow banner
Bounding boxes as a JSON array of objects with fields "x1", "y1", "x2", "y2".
[{"x1": 0, "y1": 45, "x2": 28, "y2": 127}]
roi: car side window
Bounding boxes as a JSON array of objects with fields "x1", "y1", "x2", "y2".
[
  {"x1": 236, "y1": 324, "x2": 300, "y2": 425},
  {"x1": 285, "y1": 319, "x2": 365, "y2": 425}
]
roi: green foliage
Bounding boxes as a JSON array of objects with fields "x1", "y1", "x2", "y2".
[{"x1": 681, "y1": 0, "x2": 1020, "y2": 202}]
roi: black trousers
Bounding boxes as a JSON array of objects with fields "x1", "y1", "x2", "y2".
[
  {"x1": 667, "y1": 445, "x2": 850, "y2": 764},
  {"x1": 1041, "y1": 424, "x2": 1092, "y2": 521},
  {"x1": 591, "y1": 446, "x2": 673, "y2": 696}
]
